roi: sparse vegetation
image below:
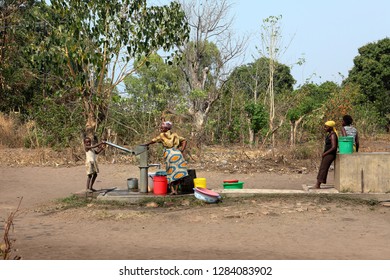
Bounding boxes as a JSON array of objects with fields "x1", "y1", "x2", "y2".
[
  {"x1": 1, "y1": 198, "x2": 22, "y2": 260},
  {"x1": 50, "y1": 193, "x2": 381, "y2": 215}
]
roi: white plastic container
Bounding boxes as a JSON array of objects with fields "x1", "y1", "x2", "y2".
[{"x1": 148, "y1": 172, "x2": 156, "y2": 192}]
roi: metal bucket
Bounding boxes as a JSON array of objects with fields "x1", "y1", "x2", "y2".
[{"x1": 127, "y1": 178, "x2": 138, "y2": 191}]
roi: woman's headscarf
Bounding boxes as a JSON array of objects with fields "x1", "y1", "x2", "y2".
[
  {"x1": 162, "y1": 121, "x2": 172, "y2": 130},
  {"x1": 325, "y1": 120, "x2": 338, "y2": 136}
]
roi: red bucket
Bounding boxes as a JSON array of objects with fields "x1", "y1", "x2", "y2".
[{"x1": 153, "y1": 176, "x2": 168, "y2": 195}]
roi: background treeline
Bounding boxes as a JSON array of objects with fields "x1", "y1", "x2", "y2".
[{"x1": 1, "y1": 0, "x2": 389, "y2": 157}]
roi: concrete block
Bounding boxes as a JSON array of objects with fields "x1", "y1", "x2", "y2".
[{"x1": 335, "y1": 152, "x2": 390, "y2": 193}]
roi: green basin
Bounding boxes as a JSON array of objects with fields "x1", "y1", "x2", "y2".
[{"x1": 223, "y1": 182, "x2": 244, "y2": 189}]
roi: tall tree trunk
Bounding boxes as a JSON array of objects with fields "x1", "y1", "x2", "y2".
[
  {"x1": 247, "y1": 117, "x2": 254, "y2": 146},
  {"x1": 84, "y1": 98, "x2": 97, "y2": 140},
  {"x1": 290, "y1": 116, "x2": 305, "y2": 147},
  {"x1": 290, "y1": 120, "x2": 295, "y2": 147},
  {"x1": 192, "y1": 110, "x2": 207, "y2": 148}
]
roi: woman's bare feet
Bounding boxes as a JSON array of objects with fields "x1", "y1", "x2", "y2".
[{"x1": 311, "y1": 183, "x2": 321, "y2": 189}]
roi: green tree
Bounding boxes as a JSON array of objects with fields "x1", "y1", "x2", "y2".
[
  {"x1": 345, "y1": 38, "x2": 390, "y2": 129},
  {"x1": 33, "y1": 0, "x2": 189, "y2": 138},
  {"x1": 0, "y1": 0, "x2": 40, "y2": 114},
  {"x1": 286, "y1": 82, "x2": 338, "y2": 146},
  {"x1": 207, "y1": 75, "x2": 255, "y2": 145},
  {"x1": 229, "y1": 57, "x2": 294, "y2": 102},
  {"x1": 112, "y1": 53, "x2": 187, "y2": 144},
  {"x1": 221, "y1": 57, "x2": 294, "y2": 145},
  {"x1": 258, "y1": 15, "x2": 295, "y2": 151}
]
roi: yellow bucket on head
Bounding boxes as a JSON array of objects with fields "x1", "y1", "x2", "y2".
[{"x1": 193, "y1": 177, "x2": 207, "y2": 188}]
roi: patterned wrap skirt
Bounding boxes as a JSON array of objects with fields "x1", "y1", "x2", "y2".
[{"x1": 163, "y1": 148, "x2": 188, "y2": 184}]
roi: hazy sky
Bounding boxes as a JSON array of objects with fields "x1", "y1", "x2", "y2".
[
  {"x1": 228, "y1": 0, "x2": 390, "y2": 86},
  {"x1": 154, "y1": 0, "x2": 389, "y2": 87}
]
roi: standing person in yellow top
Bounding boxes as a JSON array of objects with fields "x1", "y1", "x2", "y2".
[
  {"x1": 313, "y1": 120, "x2": 338, "y2": 189},
  {"x1": 145, "y1": 121, "x2": 188, "y2": 195}
]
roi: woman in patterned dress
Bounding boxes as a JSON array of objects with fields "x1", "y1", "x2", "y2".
[{"x1": 145, "y1": 121, "x2": 188, "y2": 195}]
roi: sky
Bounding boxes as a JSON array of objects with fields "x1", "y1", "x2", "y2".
[
  {"x1": 226, "y1": 0, "x2": 390, "y2": 86},
  {"x1": 154, "y1": 0, "x2": 390, "y2": 87}
]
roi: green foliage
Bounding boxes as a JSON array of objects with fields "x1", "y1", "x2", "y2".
[
  {"x1": 353, "y1": 103, "x2": 387, "y2": 136},
  {"x1": 183, "y1": 41, "x2": 222, "y2": 84},
  {"x1": 189, "y1": 89, "x2": 207, "y2": 100},
  {"x1": 0, "y1": 1, "x2": 41, "y2": 115},
  {"x1": 108, "y1": 98, "x2": 156, "y2": 145},
  {"x1": 58, "y1": 195, "x2": 90, "y2": 209},
  {"x1": 345, "y1": 38, "x2": 390, "y2": 121},
  {"x1": 28, "y1": 0, "x2": 189, "y2": 136},
  {"x1": 281, "y1": 82, "x2": 341, "y2": 142},
  {"x1": 286, "y1": 95, "x2": 317, "y2": 122},
  {"x1": 180, "y1": 40, "x2": 224, "y2": 119},
  {"x1": 208, "y1": 55, "x2": 294, "y2": 145},
  {"x1": 41, "y1": 0, "x2": 189, "y2": 80},
  {"x1": 295, "y1": 82, "x2": 376, "y2": 141},
  {"x1": 113, "y1": 53, "x2": 189, "y2": 145},
  {"x1": 227, "y1": 57, "x2": 295, "y2": 101},
  {"x1": 206, "y1": 82, "x2": 250, "y2": 144},
  {"x1": 286, "y1": 82, "x2": 337, "y2": 123},
  {"x1": 245, "y1": 102, "x2": 268, "y2": 134},
  {"x1": 28, "y1": 97, "x2": 84, "y2": 148},
  {"x1": 322, "y1": 84, "x2": 360, "y2": 124},
  {"x1": 4, "y1": 4, "x2": 390, "y2": 149}
]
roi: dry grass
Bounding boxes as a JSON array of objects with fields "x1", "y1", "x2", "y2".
[
  {"x1": 1, "y1": 112, "x2": 389, "y2": 172},
  {"x1": 0, "y1": 112, "x2": 29, "y2": 148}
]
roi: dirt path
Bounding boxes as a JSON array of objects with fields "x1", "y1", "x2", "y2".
[{"x1": 1, "y1": 164, "x2": 390, "y2": 260}]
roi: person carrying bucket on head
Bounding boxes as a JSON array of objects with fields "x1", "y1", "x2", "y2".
[
  {"x1": 144, "y1": 121, "x2": 188, "y2": 195},
  {"x1": 312, "y1": 120, "x2": 338, "y2": 189}
]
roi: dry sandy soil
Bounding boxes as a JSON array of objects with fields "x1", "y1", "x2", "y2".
[{"x1": 1, "y1": 145, "x2": 390, "y2": 260}]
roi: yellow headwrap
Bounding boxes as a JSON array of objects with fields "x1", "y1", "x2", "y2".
[{"x1": 325, "y1": 120, "x2": 338, "y2": 136}]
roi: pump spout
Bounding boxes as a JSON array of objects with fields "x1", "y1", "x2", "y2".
[{"x1": 148, "y1": 163, "x2": 161, "y2": 169}]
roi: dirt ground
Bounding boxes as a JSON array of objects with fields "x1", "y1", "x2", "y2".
[{"x1": 1, "y1": 145, "x2": 390, "y2": 260}]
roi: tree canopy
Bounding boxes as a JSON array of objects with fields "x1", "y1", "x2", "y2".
[
  {"x1": 345, "y1": 38, "x2": 390, "y2": 120},
  {"x1": 33, "y1": 0, "x2": 189, "y2": 136}
]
